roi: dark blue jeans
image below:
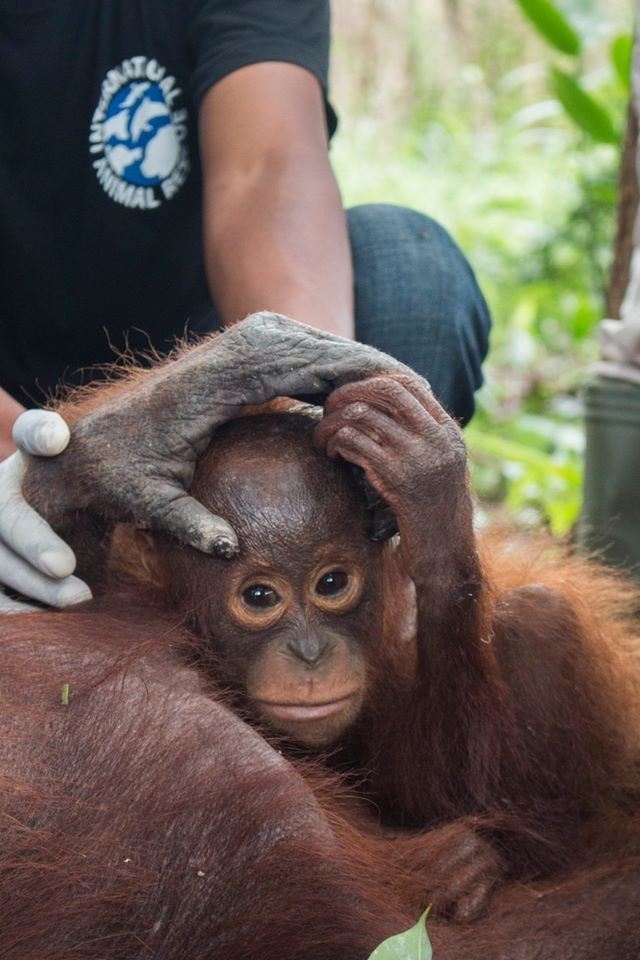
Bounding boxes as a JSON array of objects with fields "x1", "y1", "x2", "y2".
[
  {"x1": 189, "y1": 204, "x2": 489, "y2": 426},
  {"x1": 348, "y1": 204, "x2": 490, "y2": 426}
]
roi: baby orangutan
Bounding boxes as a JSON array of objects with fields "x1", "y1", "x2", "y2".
[
  {"x1": 149, "y1": 406, "x2": 384, "y2": 750},
  {"x1": 124, "y1": 373, "x2": 640, "y2": 924}
]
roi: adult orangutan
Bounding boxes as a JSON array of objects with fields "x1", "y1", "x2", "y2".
[
  {"x1": 2, "y1": 597, "x2": 639, "y2": 960},
  {"x1": 2, "y1": 313, "x2": 639, "y2": 956}
]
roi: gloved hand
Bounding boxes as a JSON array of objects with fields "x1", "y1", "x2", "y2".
[{"x1": 0, "y1": 410, "x2": 92, "y2": 611}]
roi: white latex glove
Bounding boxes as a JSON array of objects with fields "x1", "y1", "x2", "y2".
[{"x1": 0, "y1": 410, "x2": 93, "y2": 612}]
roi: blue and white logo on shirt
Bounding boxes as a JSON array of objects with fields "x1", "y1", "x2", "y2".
[{"x1": 90, "y1": 57, "x2": 189, "y2": 209}]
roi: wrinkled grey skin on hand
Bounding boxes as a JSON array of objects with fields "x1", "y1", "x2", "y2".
[{"x1": 24, "y1": 313, "x2": 421, "y2": 580}]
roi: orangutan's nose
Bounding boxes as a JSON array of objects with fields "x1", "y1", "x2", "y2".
[{"x1": 287, "y1": 634, "x2": 333, "y2": 669}]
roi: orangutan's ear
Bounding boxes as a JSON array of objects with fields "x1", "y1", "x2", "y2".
[
  {"x1": 347, "y1": 466, "x2": 399, "y2": 541},
  {"x1": 368, "y1": 501, "x2": 399, "y2": 541},
  {"x1": 108, "y1": 524, "x2": 166, "y2": 587},
  {"x1": 133, "y1": 528, "x2": 167, "y2": 586}
]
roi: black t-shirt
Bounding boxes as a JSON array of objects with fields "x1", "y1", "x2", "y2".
[{"x1": 0, "y1": 0, "x2": 334, "y2": 403}]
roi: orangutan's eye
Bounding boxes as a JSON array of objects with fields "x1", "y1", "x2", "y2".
[
  {"x1": 242, "y1": 584, "x2": 281, "y2": 609},
  {"x1": 315, "y1": 571, "x2": 349, "y2": 597}
]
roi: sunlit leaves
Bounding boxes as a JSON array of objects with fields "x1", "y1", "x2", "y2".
[
  {"x1": 551, "y1": 69, "x2": 618, "y2": 144},
  {"x1": 334, "y1": 2, "x2": 623, "y2": 537},
  {"x1": 367, "y1": 911, "x2": 432, "y2": 960},
  {"x1": 514, "y1": 0, "x2": 581, "y2": 56},
  {"x1": 610, "y1": 33, "x2": 633, "y2": 92},
  {"x1": 468, "y1": 420, "x2": 583, "y2": 536},
  {"x1": 513, "y1": 0, "x2": 624, "y2": 146}
]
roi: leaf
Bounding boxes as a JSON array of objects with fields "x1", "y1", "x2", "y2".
[
  {"x1": 551, "y1": 68, "x2": 618, "y2": 143},
  {"x1": 514, "y1": 0, "x2": 581, "y2": 56},
  {"x1": 467, "y1": 427, "x2": 581, "y2": 484},
  {"x1": 610, "y1": 33, "x2": 633, "y2": 91},
  {"x1": 367, "y1": 910, "x2": 432, "y2": 960}
]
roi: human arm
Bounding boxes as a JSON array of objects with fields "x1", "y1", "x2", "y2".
[
  {"x1": 199, "y1": 61, "x2": 353, "y2": 337},
  {"x1": 1, "y1": 64, "x2": 354, "y2": 604},
  {"x1": 2, "y1": 5, "x2": 353, "y2": 604}
]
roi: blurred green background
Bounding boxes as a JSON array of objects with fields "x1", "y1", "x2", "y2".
[{"x1": 330, "y1": 0, "x2": 632, "y2": 535}]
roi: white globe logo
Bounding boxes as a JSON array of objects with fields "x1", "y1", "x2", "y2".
[{"x1": 102, "y1": 81, "x2": 180, "y2": 188}]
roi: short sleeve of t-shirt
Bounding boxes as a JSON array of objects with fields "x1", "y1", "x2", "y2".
[{"x1": 188, "y1": 0, "x2": 337, "y2": 135}]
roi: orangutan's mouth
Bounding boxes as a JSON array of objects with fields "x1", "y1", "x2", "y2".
[{"x1": 254, "y1": 692, "x2": 357, "y2": 723}]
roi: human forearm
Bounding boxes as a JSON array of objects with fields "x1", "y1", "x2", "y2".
[
  {"x1": 199, "y1": 62, "x2": 353, "y2": 338},
  {"x1": 0, "y1": 388, "x2": 25, "y2": 460},
  {"x1": 203, "y1": 157, "x2": 353, "y2": 337}
]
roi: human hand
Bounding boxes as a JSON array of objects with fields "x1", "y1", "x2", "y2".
[
  {"x1": 0, "y1": 411, "x2": 92, "y2": 611},
  {"x1": 23, "y1": 313, "x2": 412, "y2": 583}
]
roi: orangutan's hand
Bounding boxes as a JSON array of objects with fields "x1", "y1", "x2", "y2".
[
  {"x1": 23, "y1": 313, "x2": 414, "y2": 583},
  {"x1": 393, "y1": 820, "x2": 504, "y2": 923},
  {"x1": 314, "y1": 373, "x2": 468, "y2": 564}
]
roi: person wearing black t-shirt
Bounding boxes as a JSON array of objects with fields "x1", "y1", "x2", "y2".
[{"x1": 0, "y1": 0, "x2": 490, "y2": 608}]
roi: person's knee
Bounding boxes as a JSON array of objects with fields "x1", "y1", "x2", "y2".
[
  {"x1": 347, "y1": 204, "x2": 491, "y2": 424},
  {"x1": 347, "y1": 204, "x2": 487, "y2": 337},
  {"x1": 349, "y1": 204, "x2": 459, "y2": 264}
]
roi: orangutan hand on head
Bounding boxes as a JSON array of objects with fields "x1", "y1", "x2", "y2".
[{"x1": 21, "y1": 313, "x2": 414, "y2": 590}]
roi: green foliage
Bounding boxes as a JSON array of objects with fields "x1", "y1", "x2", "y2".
[
  {"x1": 611, "y1": 33, "x2": 633, "y2": 90},
  {"x1": 467, "y1": 415, "x2": 583, "y2": 535},
  {"x1": 511, "y1": 0, "x2": 622, "y2": 146},
  {"x1": 332, "y1": 0, "x2": 630, "y2": 533},
  {"x1": 551, "y1": 68, "x2": 618, "y2": 143},
  {"x1": 367, "y1": 911, "x2": 432, "y2": 960},
  {"x1": 514, "y1": 0, "x2": 581, "y2": 55}
]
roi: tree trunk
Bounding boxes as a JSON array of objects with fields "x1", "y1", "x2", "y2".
[{"x1": 607, "y1": 97, "x2": 638, "y2": 319}]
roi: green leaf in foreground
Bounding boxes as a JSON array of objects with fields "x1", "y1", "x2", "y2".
[
  {"x1": 551, "y1": 68, "x2": 618, "y2": 144},
  {"x1": 514, "y1": 0, "x2": 581, "y2": 56},
  {"x1": 61, "y1": 682, "x2": 70, "y2": 706},
  {"x1": 367, "y1": 910, "x2": 432, "y2": 960},
  {"x1": 610, "y1": 34, "x2": 633, "y2": 91}
]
